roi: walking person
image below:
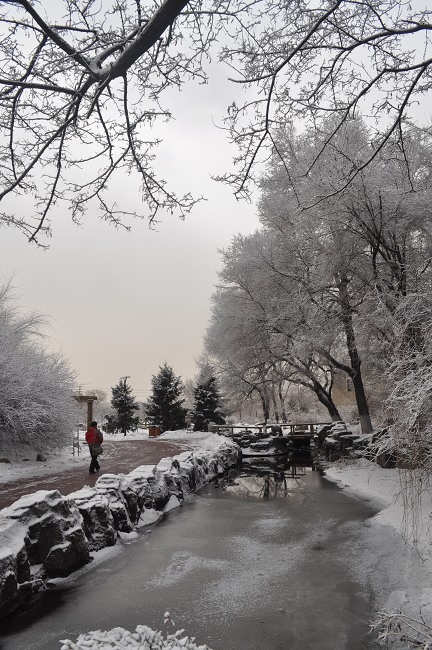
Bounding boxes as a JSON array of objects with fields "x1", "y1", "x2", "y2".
[{"x1": 85, "y1": 420, "x2": 103, "y2": 474}]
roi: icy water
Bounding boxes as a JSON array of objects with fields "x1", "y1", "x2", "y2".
[{"x1": 0, "y1": 457, "x2": 426, "y2": 649}]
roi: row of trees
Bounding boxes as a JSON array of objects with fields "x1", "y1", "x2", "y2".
[
  {"x1": 107, "y1": 363, "x2": 225, "y2": 434},
  {"x1": 205, "y1": 116, "x2": 432, "y2": 443},
  {"x1": 0, "y1": 278, "x2": 225, "y2": 453}
]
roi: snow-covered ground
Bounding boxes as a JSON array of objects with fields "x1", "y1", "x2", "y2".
[
  {"x1": 324, "y1": 458, "x2": 432, "y2": 557},
  {"x1": 324, "y1": 458, "x2": 432, "y2": 646},
  {"x1": 0, "y1": 439, "x2": 90, "y2": 484}
]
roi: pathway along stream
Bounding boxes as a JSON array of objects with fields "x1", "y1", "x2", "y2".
[{"x1": 0, "y1": 456, "x2": 427, "y2": 650}]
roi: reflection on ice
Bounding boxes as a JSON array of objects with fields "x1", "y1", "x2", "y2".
[{"x1": 223, "y1": 455, "x2": 315, "y2": 499}]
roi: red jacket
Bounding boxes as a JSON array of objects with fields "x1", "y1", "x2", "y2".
[{"x1": 85, "y1": 426, "x2": 103, "y2": 445}]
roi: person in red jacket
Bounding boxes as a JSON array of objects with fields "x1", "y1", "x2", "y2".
[{"x1": 85, "y1": 421, "x2": 103, "y2": 474}]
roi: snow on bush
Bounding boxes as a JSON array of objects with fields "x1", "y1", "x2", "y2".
[
  {"x1": 0, "y1": 280, "x2": 79, "y2": 455},
  {"x1": 59, "y1": 624, "x2": 212, "y2": 650}
]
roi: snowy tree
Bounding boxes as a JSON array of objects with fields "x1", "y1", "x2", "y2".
[
  {"x1": 144, "y1": 363, "x2": 186, "y2": 432},
  {"x1": 192, "y1": 364, "x2": 225, "y2": 431},
  {"x1": 111, "y1": 377, "x2": 139, "y2": 434},
  {"x1": 0, "y1": 1, "x2": 431, "y2": 242},
  {"x1": 206, "y1": 233, "x2": 343, "y2": 423},
  {"x1": 367, "y1": 291, "x2": 432, "y2": 544},
  {"x1": 220, "y1": 1, "x2": 432, "y2": 198},
  {"x1": 0, "y1": 280, "x2": 79, "y2": 455},
  {"x1": 207, "y1": 117, "x2": 432, "y2": 432},
  {"x1": 205, "y1": 279, "x2": 275, "y2": 424},
  {"x1": 90, "y1": 389, "x2": 115, "y2": 425},
  {"x1": 256, "y1": 119, "x2": 432, "y2": 432},
  {"x1": 182, "y1": 378, "x2": 195, "y2": 413}
]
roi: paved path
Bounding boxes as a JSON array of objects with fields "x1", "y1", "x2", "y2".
[{"x1": 0, "y1": 439, "x2": 191, "y2": 511}]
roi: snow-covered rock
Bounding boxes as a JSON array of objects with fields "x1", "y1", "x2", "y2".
[
  {"x1": 68, "y1": 487, "x2": 117, "y2": 551},
  {"x1": 0, "y1": 490, "x2": 89, "y2": 617},
  {"x1": 123, "y1": 471, "x2": 155, "y2": 524},
  {"x1": 0, "y1": 435, "x2": 241, "y2": 620},
  {"x1": 94, "y1": 474, "x2": 135, "y2": 533},
  {"x1": 156, "y1": 457, "x2": 184, "y2": 501},
  {"x1": 163, "y1": 495, "x2": 181, "y2": 513},
  {"x1": 0, "y1": 545, "x2": 27, "y2": 619},
  {"x1": 129, "y1": 465, "x2": 170, "y2": 510},
  {"x1": 136, "y1": 507, "x2": 162, "y2": 528},
  {"x1": 173, "y1": 452, "x2": 198, "y2": 491},
  {"x1": 0, "y1": 490, "x2": 89, "y2": 578}
]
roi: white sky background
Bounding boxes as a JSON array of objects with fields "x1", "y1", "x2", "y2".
[{"x1": 0, "y1": 60, "x2": 260, "y2": 402}]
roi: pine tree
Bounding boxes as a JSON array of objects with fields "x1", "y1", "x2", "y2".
[
  {"x1": 145, "y1": 363, "x2": 186, "y2": 432},
  {"x1": 111, "y1": 377, "x2": 139, "y2": 435},
  {"x1": 192, "y1": 366, "x2": 225, "y2": 432}
]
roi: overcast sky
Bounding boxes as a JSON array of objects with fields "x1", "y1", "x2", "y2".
[{"x1": 0, "y1": 63, "x2": 260, "y2": 403}]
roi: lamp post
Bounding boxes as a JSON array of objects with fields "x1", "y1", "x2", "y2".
[
  {"x1": 73, "y1": 393, "x2": 98, "y2": 429},
  {"x1": 119, "y1": 376, "x2": 131, "y2": 436}
]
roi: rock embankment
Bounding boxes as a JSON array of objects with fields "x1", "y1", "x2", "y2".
[
  {"x1": 0, "y1": 436, "x2": 239, "y2": 620},
  {"x1": 315, "y1": 422, "x2": 399, "y2": 468}
]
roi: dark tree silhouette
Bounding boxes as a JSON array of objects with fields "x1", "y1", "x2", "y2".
[
  {"x1": 111, "y1": 377, "x2": 139, "y2": 434},
  {"x1": 145, "y1": 363, "x2": 186, "y2": 432},
  {"x1": 192, "y1": 366, "x2": 225, "y2": 431}
]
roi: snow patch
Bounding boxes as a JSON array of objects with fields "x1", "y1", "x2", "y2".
[
  {"x1": 136, "y1": 508, "x2": 162, "y2": 528},
  {"x1": 59, "y1": 624, "x2": 212, "y2": 649},
  {"x1": 163, "y1": 495, "x2": 181, "y2": 513}
]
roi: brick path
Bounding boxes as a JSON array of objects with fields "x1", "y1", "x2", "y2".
[{"x1": 0, "y1": 438, "x2": 191, "y2": 510}]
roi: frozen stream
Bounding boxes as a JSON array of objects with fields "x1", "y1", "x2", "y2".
[{"x1": 0, "y1": 459, "x2": 426, "y2": 650}]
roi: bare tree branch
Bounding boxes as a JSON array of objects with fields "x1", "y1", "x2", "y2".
[{"x1": 0, "y1": 0, "x2": 431, "y2": 243}]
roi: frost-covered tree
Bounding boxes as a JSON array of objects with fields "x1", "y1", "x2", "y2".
[
  {"x1": 145, "y1": 363, "x2": 186, "y2": 432},
  {"x1": 206, "y1": 233, "x2": 343, "y2": 423},
  {"x1": 257, "y1": 118, "x2": 432, "y2": 432},
  {"x1": 90, "y1": 389, "x2": 115, "y2": 425},
  {"x1": 363, "y1": 291, "x2": 432, "y2": 544},
  {"x1": 111, "y1": 377, "x2": 139, "y2": 434},
  {"x1": 1, "y1": 1, "x2": 431, "y2": 242},
  {"x1": 207, "y1": 118, "x2": 432, "y2": 432},
  {"x1": 182, "y1": 378, "x2": 195, "y2": 413},
  {"x1": 0, "y1": 280, "x2": 79, "y2": 455},
  {"x1": 192, "y1": 364, "x2": 225, "y2": 431}
]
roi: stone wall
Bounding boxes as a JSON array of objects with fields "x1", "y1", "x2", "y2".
[
  {"x1": 315, "y1": 422, "x2": 391, "y2": 466},
  {"x1": 0, "y1": 437, "x2": 240, "y2": 620}
]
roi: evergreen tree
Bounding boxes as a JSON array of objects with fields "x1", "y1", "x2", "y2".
[
  {"x1": 145, "y1": 363, "x2": 186, "y2": 432},
  {"x1": 104, "y1": 415, "x2": 118, "y2": 434},
  {"x1": 111, "y1": 377, "x2": 139, "y2": 435},
  {"x1": 192, "y1": 366, "x2": 225, "y2": 432}
]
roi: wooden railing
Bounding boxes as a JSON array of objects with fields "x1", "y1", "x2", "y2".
[{"x1": 210, "y1": 422, "x2": 332, "y2": 436}]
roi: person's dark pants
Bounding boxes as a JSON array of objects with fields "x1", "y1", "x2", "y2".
[{"x1": 88, "y1": 448, "x2": 100, "y2": 473}]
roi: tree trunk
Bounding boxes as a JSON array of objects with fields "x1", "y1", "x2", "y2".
[
  {"x1": 338, "y1": 275, "x2": 373, "y2": 433},
  {"x1": 256, "y1": 387, "x2": 270, "y2": 423},
  {"x1": 108, "y1": 0, "x2": 191, "y2": 81},
  {"x1": 278, "y1": 383, "x2": 288, "y2": 423},
  {"x1": 271, "y1": 387, "x2": 280, "y2": 422},
  {"x1": 313, "y1": 383, "x2": 342, "y2": 421},
  {"x1": 291, "y1": 360, "x2": 341, "y2": 422}
]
